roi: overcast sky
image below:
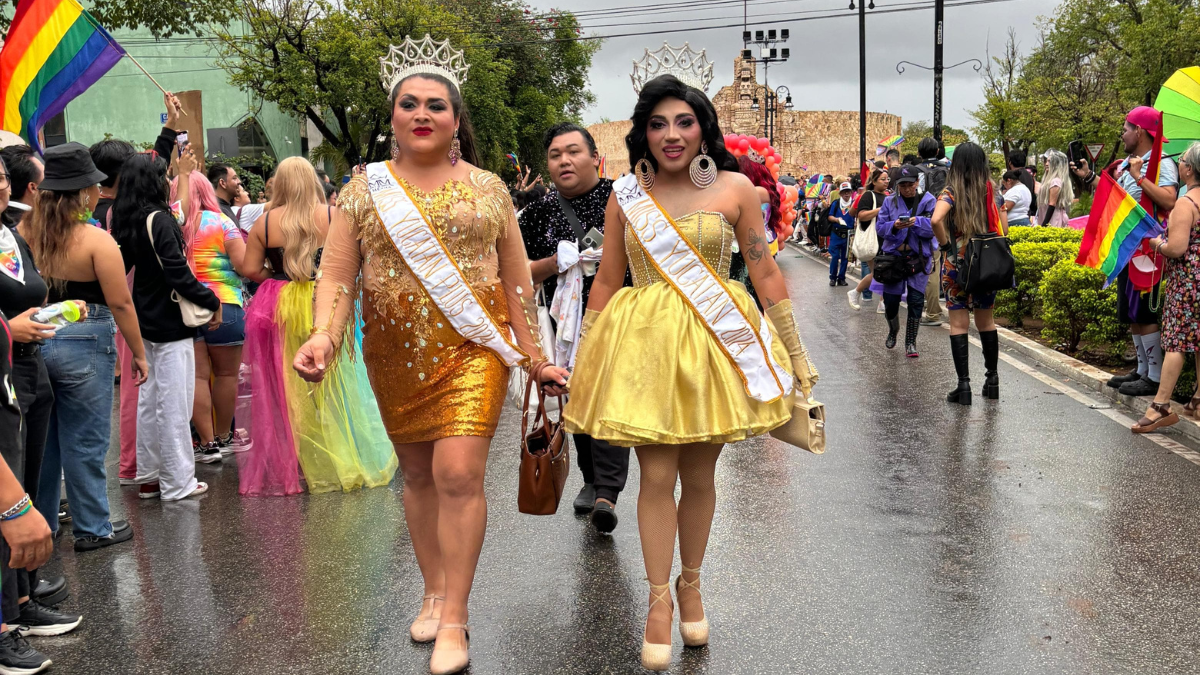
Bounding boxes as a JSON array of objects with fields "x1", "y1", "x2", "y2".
[{"x1": 525, "y1": 0, "x2": 1061, "y2": 134}]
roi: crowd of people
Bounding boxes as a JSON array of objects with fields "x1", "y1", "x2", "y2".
[{"x1": 0, "y1": 27, "x2": 1196, "y2": 675}]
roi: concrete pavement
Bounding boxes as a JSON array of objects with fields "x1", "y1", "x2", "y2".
[{"x1": 35, "y1": 251, "x2": 1200, "y2": 674}]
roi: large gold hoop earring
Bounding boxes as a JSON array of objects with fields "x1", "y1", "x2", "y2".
[
  {"x1": 635, "y1": 157, "x2": 655, "y2": 191},
  {"x1": 689, "y1": 141, "x2": 717, "y2": 189}
]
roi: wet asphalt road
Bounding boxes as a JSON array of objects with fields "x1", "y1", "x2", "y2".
[{"x1": 35, "y1": 249, "x2": 1200, "y2": 675}]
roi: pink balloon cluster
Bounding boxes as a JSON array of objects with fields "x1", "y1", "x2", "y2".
[
  {"x1": 721, "y1": 133, "x2": 784, "y2": 180},
  {"x1": 775, "y1": 182, "x2": 800, "y2": 234}
]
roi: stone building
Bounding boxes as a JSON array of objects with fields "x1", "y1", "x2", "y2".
[{"x1": 589, "y1": 55, "x2": 902, "y2": 179}]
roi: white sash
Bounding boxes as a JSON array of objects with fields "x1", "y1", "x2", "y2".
[
  {"x1": 365, "y1": 162, "x2": 527, "y2": 367},
  {"x1": 613, "y1": 174, "x2": 792, "y2": 403}
]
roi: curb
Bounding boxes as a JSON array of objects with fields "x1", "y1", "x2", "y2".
[{"x1": 785, "y1": 240, "x2": 1200, "y2": 443}]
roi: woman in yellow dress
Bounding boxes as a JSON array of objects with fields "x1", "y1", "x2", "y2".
[
  {"x1": 291, "y1": 36, "x2": 568, "y2": 675},
  {"x1": 564, "y1": 74, "x2": 818, "y2": 671}
]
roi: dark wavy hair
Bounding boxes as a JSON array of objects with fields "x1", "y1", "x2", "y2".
[
  {"x1": 737, "y1": 155, "x2": 781, "y2": 235},
  {"x1": 392, "y1": 73, "x2": 479, "y2": 166},
  {"x1": 626, "y1": 75, "x2": 737, "y2": 175},
  {"x1": 111, "y1": 152, "x2": 171, "y2": 251}
]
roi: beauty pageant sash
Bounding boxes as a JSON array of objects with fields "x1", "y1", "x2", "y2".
[
  {"x1": 612, "y1": 174, "x2": 792, "y2": 403},
  {"x1": 365, "y1": 162, "x2": 526, "y2": 367}
]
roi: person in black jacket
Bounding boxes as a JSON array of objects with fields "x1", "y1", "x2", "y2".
[{"x1": 111, "y1": 150, "x2": 220, "y2": 502}]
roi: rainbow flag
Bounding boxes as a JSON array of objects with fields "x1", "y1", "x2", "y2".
[
  {"x1": 0, "y1": 0, "x2": 125, "y2": 153},
  {"x1": 506, "y1": 152, "x2": 521, "y2": 173},
  {"x1": 875, "y1": 134, "x2": 904, "y2": 155},
  {"x1": 597, "y1": 155, "x2": 605, "y2": 179},
  {"x1": 1076, "y1": 171, "x2": 1164, "y2": 286}
]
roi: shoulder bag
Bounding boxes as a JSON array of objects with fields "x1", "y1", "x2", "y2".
[
  {"x1": 145, "y1": 212, "x2": 214, "y2": 328},
  {"x1": 851, "y1": 192, "x2": 880, "y2": 262},
  {"x1": 517, "y1": 363, "x2": 569, "y2": 515},
  {"x1": 960, "y1": 231, "x2": 1015, "y2": 295},
  {"x1": 769, "y1": 394, "x2": 826, "y2": 454}
]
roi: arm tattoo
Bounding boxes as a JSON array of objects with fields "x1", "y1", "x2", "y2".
[{"x1": 746, "y1": 228, "x2": 765, "y2": 262}]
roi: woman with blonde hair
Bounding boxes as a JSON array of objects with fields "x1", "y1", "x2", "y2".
[
  {"x1": 931, "y1": 142, "x2": 1007, "y2": 404},
  {"x1": 1036, "y1": 149, "x2": 1074, "y2": 227},
  {"x1": 237, "y1": 156, "x2": 395, "y2": 496}
]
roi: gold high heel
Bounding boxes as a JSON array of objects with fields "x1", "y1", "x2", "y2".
[
  {"x1": 429, "y1": 624, "x2": 470, "y2": 675},
  {"x1": 675, "y1": 565, "x2": 709, "y2": 647},
  {"x1": 641, "y1": 582, "x2": 674, "y2": 671},
  {"x1": 410, "y1": 594, "x2": 444, "y2": 643}
]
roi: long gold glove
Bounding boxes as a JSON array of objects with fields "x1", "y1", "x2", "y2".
[
  {"x1": 765, "y1": 300, "x2": 819, "y2": 398},
  {"x1": 578, "y1": 308, "x2": 602, "y2": 347}
]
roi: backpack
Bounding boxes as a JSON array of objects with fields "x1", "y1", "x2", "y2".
[{"x1": 921, "y1": 161, "x2": 948, "y2": 197}]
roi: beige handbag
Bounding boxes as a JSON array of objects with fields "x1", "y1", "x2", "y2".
[
  {"x1": 145, "y1": 212, "x2": 214, "y2": 328},
  {"x1": 770, "y1": 387, "x2": 826, "y2": 454}
]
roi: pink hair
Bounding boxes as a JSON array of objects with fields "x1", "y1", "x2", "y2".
[{"x1": 170, "y1": 170, "x2": 223, "y2": 268}]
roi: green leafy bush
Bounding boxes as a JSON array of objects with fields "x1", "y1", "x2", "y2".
[
  {"x1": 1007, "y1": 226, "x2": 1084, "y2": 245},
  {"x1": 995, "y1": 241, "x2": 1079, "y2": 325},
  {"x1": 1174, "y1": 354, "x2": 1197, "y2": 403},
  {"x1": 1039, "y1": 260, "x2": 1126, "y2": 355}
]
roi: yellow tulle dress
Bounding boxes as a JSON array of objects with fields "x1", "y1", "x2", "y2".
[{"x1": 563, "y1": 211, "x2": 795, "y2": 447}]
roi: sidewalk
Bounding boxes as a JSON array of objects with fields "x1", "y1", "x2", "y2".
[{"x1": 785, "y1": 239, "x2": 1200, "y2": 443}]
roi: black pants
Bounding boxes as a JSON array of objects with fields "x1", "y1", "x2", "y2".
[
  {"x1": 0, "y1": 349, "x2": 53, "y2": 621},
  {"x1": 572, "y1": 434, "x2": 629, "y2": 505}
]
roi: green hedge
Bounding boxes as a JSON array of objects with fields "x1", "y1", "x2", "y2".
[
  {"x1": 995, "y1": 241, "x2": 1079, "y2": 325},
  {"x1": 1176, "y1": 354, "x2": 1197, "y2": 402},
  {"x1": 1038, "y1": 260, "x2": 1126, "y2": 354},
  {"x1": 1007, "y1": 226, "x2": 1084, "y2": 245}
]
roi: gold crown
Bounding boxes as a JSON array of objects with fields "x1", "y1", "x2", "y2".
[{"x1": 380, "y1": 34, "x2": 470, "y2": 95}]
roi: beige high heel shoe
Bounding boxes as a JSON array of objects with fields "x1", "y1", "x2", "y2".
[
  {"x1": 641, "y1": 583, "x2": 674, "y2": 672},
  {"x1": 676, "y1": 565, "x2": 709, "y2": 647},
  {"x1": 410, "y1": 594, "x2": 444, "y2": 643},
  {"x1": 429, "y1": 624, "x2": 470, "y2": 675}
]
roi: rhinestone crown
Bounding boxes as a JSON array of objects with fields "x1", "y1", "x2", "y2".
[
  {"x1": 380, "y1": 34, "x2": 470, "y2": 96},
  {"x1": 631, "y1": 42, "x2": 714, "y2": 94}
]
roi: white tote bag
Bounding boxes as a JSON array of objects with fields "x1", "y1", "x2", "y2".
[
  {"x1": 507, "y1": 288, "x2": 559, "y2": 413},
  {"x1": 851, "y1": 193, "x2": 880, "y2": 262},
  {"x1": 146, "y1": 212, "x2": 214, "y2": 328}
]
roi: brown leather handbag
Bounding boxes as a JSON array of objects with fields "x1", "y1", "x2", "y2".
[{"x1": 517, "y1": 365, "x2": 568, "y2": 515}]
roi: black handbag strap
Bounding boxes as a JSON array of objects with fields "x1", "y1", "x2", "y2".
[{"x1": 556, "y1": 193, "x2": 587, "y2": 245}]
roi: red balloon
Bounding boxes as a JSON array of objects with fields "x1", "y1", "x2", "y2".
[{"x1": 738, "y1": 139, "x2": 751, "y2": 151}]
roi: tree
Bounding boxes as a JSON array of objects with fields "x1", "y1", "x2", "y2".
[
  {"x1": 2, "y1": 0, "x2": 235, "y2": 37},
  {"x1": 971, "y1": 28, "x2": 1032, "y2": 157},
  {"x1": 213, "y1": 0, "x2": 597, "y2": 177},
  {"x1": 899, "y1": 120, "x2": 969, "y2": 158}
]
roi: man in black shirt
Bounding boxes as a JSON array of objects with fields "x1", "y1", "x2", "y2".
[
  {"x1": 207, "y1": 162, "x2": 242, "y2": 224},
  {"x1": 0, "y1": 145, "x2": 41, "y2": 228},
  {"x1": 519, "y1": 122, "x2": 630, "y2": 533}
]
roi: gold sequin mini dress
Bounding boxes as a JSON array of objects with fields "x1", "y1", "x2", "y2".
[
  {"x1": 314, "y1": 171, "x2": 544, "y2": 444},
  {"x1": 564, "y1": 211, "x2": 795, "y2": 447}
]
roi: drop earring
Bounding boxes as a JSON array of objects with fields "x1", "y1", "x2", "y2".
[
  {"x1": 390, "y1": 135, "x2": 399, "y2": 160},
  {"x1": 448, "y1": 128, "x2": 461, "y2": 166},
  {"x1": 689, "y1": 141, "x2": 717, "y2": 189},
  {"x1": 635, "y1": 156, "x2": 655, "y2": 191}
]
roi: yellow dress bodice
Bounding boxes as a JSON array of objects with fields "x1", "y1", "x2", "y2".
[{"x1": 626, "y1": 211, "x2": 735, "y2": 287}]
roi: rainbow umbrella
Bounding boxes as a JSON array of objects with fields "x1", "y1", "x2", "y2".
[
  {"x1": 804, "y1": 174, "x2": 823, "y2": 198},
  {"x1": 875, "y1": 134, "x2": 905, "y2": 156},
  {"x1": 1154, "y1": 66, "x2": 1200, "y2": 158}
]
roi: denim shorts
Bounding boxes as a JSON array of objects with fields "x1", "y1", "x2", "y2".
[{"x1": 196, "y1": 303, "x2": 246, "y2": 346}]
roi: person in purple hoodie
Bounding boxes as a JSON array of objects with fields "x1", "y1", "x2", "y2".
[{"x1": 875, "y1": 165, "x2": 937, "y2": 357}]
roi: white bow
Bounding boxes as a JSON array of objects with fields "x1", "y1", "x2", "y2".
[{"x1": 549, "y1": 240, "x2": 603, "y2": 368}]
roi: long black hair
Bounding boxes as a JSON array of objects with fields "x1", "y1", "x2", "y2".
[
  {"x1": 111, "y1": 152, "x2": 170, "y2": 250},
  {"x1": 392, "y1": 73, "x2": 479, "y2": 166},
  {"x1": 626, "y1": 75, "x2": 737, "y2": 174},
  {"x1": 944, "y1": 141, "x2": 994, "y2": 238}
]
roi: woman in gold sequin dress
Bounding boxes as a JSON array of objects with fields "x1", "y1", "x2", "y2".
[
  {"x1": 563, "y1": 75, "x2": 819, "y2": 671},
  {"x1": 292, "y1": 37, "x2": 568, "y2": 675}
]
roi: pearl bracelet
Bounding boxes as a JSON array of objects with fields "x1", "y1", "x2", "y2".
[{"x1": 0, "y1": 494, "x2": 31, "y2": 521}]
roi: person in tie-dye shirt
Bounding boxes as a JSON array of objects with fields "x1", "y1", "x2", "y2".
[{"x1": 171, "y1": 172, "x2": 247, "y2": 460}]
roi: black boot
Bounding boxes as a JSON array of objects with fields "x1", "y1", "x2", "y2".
[
  {"x1": 885, "y1": 316, "x2": 900, "y2": 349},
  {"x1": 980, "y1": 329, "x2": 999, "y2": 399},
  {"x1": 946, "y1": 334, "x2": 972, "y2": 405},
  {"x1": 904, "y1": 310, "x2": 921, "y2": 358}
]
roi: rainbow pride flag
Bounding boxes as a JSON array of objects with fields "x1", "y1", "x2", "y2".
[
  {"x1": 506, "y1": 152, "x2": 521, "y2": 173},
  {"x1": 875, "y1": 134, "x2": 904, "y2": 155},
  {"x1": 1076, "y1": 171, "x2": 1164, "y2": 286},
  {"x1": 0, "y1": 0, "x2": 126, "y2": 153}
]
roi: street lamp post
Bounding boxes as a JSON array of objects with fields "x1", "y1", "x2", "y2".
[
  {"x1": 849, "y1": 1, "x2": 875, "y2": 178},
  {"x1": 741, "y1": 27, "x2": 790, "y2": 142}
]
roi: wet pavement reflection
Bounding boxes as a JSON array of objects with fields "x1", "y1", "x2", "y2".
[{"x1": 38, "y1": 252, "x2": 1200, "y2": 674}]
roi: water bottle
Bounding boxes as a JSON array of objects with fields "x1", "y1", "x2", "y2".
[{"x1": 33, "y1": 301, "x2": 83, "y2": 328}]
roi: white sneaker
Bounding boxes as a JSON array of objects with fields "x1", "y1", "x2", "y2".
[
  {"x1": 877, "y1": 301, "x2": 886, "y2": 314},
  {"x1": 847, "y1": 289, "x2": 861, "y2": 311}
]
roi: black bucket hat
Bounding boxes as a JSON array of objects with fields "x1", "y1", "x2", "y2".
[{"x1": 39, "y1": 142, "x2": 107, "y2": 192}]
